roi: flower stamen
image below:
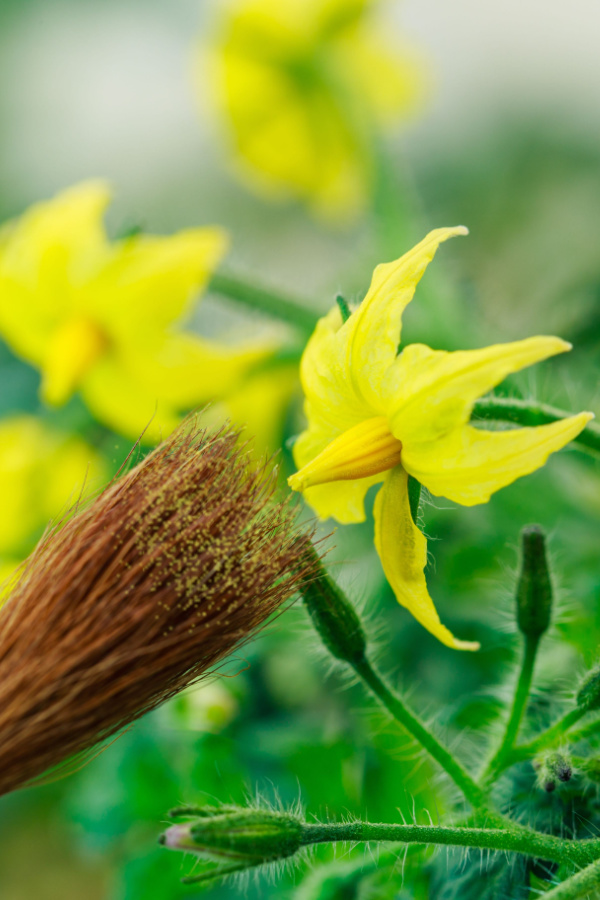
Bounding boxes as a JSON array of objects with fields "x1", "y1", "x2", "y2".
[
  {"x1": 42, "y1": 317, "x2": 108, "y2": 406},
  {"x1": 288, "y1": 416, "x2": 402, "y2": 492}
]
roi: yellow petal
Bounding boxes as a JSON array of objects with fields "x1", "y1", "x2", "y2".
[
  {"x1": 300, "y1": 307, "x2": 373, "y2": 427},
  {"x1": 0, "y1": 415, "x2": 106, "y2": 556},
  {"x1": 41, "y1": 317, "x2": 108, "y2": 406},
  {"x1": 292, "y1": 399, "x2": 383, "y2": 523},
  {"x1": 88, "y1": 227, "x2": 229, "y2": 340},
  {"x1": 347, "y1": 227, "x2": 468, "y2": 411},
  {"x1": 402, "y1": 413, "x2": 594, "y2": 506},
  {"x1": 292, "y1": 307, "x2": 377, "y2": 492},
  {"x1": 132, "y1": 333, "x2": 272, "y2": 407},
  {"x1": 290, "y1": 229, "x2": 467, "y2": 511},
  {"x1": 385, "y1": 336, "x2": 572, "y2": 445},
  {"x1": 0, "y1": 181, "x2": 110, "y2": 364},
  {"x1": 373, "y1": 466, "x2": 479, "y2": 650},
  {"x1": 80, "y1": 358, "x2": 182, "y2": 444},
  {"x1": 219, "y1": 361, "x2": 299, "y2": 457},
  {"x1": 301, "y1": 474, "x2": 384, "y2": 524}
]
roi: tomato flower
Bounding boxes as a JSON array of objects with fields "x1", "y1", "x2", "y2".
[
  {"x1": 0, "y1": 182, "x2": 267, "y2": 441},
  {"x1": 202, "y1": 0, "x2": 426, "y2": 219},
  {"x1": 288, "y1": 228, "x2": 593, "y2": 649}
]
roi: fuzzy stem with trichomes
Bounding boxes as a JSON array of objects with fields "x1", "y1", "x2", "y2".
[
  {"x1": 482, "y1": 634, "x2": 541, "y2": 784},
  {"x1": 208, "y1": 271, "x2": 319, "y2": 335},
  {"x1": 541, "y1": 856, "x2": 600, "y2": 900},
  {"x1": 351, "y1": 656, "x2": 487, "y2": 808},
  {"x1": 299, "y1": 821, "x2": 600, "y2": 867},
  {"x1": 301, "y1": 548, "x2": 486, "y2": 808},
  {"x1": 495, "y1": 708, "x2": 588, "y2": 773}
]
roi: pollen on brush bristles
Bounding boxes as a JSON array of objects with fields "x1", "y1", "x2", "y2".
[{"x1": 0, "y1": 417, "x2": 317, "y2": 797}]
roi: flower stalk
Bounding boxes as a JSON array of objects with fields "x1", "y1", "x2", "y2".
[
  {"x1": 162, "y1": 805, "x2": 600, "y2": 877},
  {"x1": 302, "y1": 551, "x2": 486, "y2": 808},
  {"x1": 209, "y1": 271, "x2": 319, "y2": 335},
  {"x1": 300, "y1": 820, "x2": 600, "y2": 868},
  {"x1": 352, "y1": 655, "x2": 487, "y2": 808},
  {"x1": 482, "y1": 525, "x2": 552, "y2": 782}
]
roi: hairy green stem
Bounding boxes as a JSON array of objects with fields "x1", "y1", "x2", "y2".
[
  {"x1": 472, "y1": 397, "x2": 600, "y2": 457},
  {"x1": 511, "y1": 708, "x2": 587, "y2": 760},
  {"x1": 560, "y1": 715, "x2": 600, "y2": 747},
  {"x1": 209, "y1": 271, "x2": 319, "y2": 335},
  {"x1": 482, "y1": 634, "x2": 541, "y2": 783},
  {"x1": 300, "y1": 821, "x2": 600, "y2": 867},
  {"x1": 542, "y1": 857, "x2": 600, "y2": 900},
  {"x1": 352, "y1": 657, "x2": 487, "y2": 808}
]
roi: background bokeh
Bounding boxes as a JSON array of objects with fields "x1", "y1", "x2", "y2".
[{"x1": 0, "y1": 1, "x2": 598, "y2": 897}]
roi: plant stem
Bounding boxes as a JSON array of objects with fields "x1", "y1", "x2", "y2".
[
  {"x1": 492, "y1": 708, "x2": 589, "y2": 775},
  {"x1": 482, "y1": 634, "x2": 540, "y2": 783},
  {"x1": 352, "y1": 656, "x2": 486, "y2": 808},
  {"x1": 472, "y1": 397, "x2": 600, "y2": 457},
  {"x1": 300, "y1": 821, "x2": 600, "y2": 867},
  {"x1": 542, "y1": 857, "x2": 600, "y2": 900},
  {"x1": 560, "y1": 715, "x2": 600, "y2": 746},
  {"x1": 512, "y1": 708, "x2": 587, "y2": 759},
  {"x1": 209, "y1": 271, "x2": 319, "y2": 335}
]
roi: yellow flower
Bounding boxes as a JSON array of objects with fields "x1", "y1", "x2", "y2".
[
  {"x1": 203, "y1": 0, "x2": 426, "y2": 219},
  {"x1": 288, "y1": 228, "x2": 594, "y2": 649},
  {"x1": 0, "y1": 182, "x2": 267, "y2": 442},
  {"x1": 0, "y1": 415, "x2": 107, "y2": 594}
]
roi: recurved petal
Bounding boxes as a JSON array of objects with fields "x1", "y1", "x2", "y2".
[
  {"x1": 302, "y1": 474, "x2": 383, "y2": 524},
  {"x1": 386, "y1": 336, "x2": 573, "y2": 445},
  {"x1": 347, "y1": 227, "x2": 467, "y2": 410},
  {"x1": 373, "y1": 466, "x2": 479, "y2": 650},
  {"x1": 402, "y1": 413, "x2": 594, "y2": 507}
]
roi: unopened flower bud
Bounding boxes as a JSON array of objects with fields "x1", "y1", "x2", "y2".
[
  {"x1": 300, "y1": 546, "x2": 367, "y2": 665},
  {"x1": 516, "y1": 525, "x2": 553, "y2": 638},
  {"x1": 161, "y1": 806, "x2": 303, "y2": 868},
  {"x1": 577, "y1": 664, "x2": 600, "y2": 712},
  {"x1": 535, "y1": 751, "x2": 573, "y2": 792},
  {"x1": 548, "y1": 752, "x2": 573, "y2": 783}
]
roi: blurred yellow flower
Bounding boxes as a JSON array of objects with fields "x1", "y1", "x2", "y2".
[
  {"x1": 288, "y1": 228, "x2": 593, "y2": 649},
  {"x1": 0, "y1": 182, "x2": 268, "y2": 441},
  {"x1": 0, "y1": 415, "x2": 107, "y2": 593},
  {"x1": 207, "y1": 356, "x2": 300, "y2": 458},
  {"x1": 202, "y1": 0, "x2": 426, "y2": 219}
]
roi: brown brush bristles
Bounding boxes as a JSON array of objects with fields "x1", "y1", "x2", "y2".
[{"x1": 0, "y1": 418, "x2": 316, "y2": 796}]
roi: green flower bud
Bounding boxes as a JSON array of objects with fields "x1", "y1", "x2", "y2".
[
  {"x1": 516, "y1": 525, "x2": 553, "y2": 638},
  {"x1": 300, "y1": 547, "x2": 366, "y2": 665},
  {"x1": 534, "y1": 751, "x2": 573, "y2": 792},
  {"x1": 577, "y1": 664, "x2": 600, "y2": 712},
  {"x1": 161, "y1": 805, "x2": 303, "y2": 868}
]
